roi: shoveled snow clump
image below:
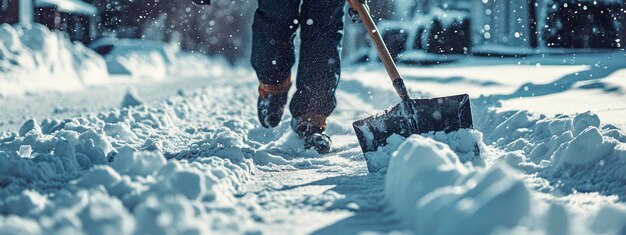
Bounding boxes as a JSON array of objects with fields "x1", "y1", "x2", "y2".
[
  {"x1": 0, "y1": 87, "x2": 257, "y2": 234},
  {"x1": 382, "y1": 132, "x2": 626, "y2": 235}
]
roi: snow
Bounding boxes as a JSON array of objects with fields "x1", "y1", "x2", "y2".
[
  {"x1": 482, "y1": 110, "x2": 626, "y2": 197},
  {"x1": 380, "y1": 124, "x2": 626, "y2": 234},
  {"x1": 398, "y1": 50, "x2": 464, "y2": 64},
  {"x1": 1, "y1": 84, "x2": 256, "y2": 234},
  {"x1": 349, "y1": 51, "x2": 626, "y2": 234},
  {"x1": 35, "y1": 0, "x2": 98, "y2": 15},
  {"x1": 0, "y1": 24, "x2": 226, "y2": 97},
  {"x1": 120, "y1": 89, "x2": 144, "y2": 108},
  {"x1": 91, "y1": 38, "x2": 225, "y2": 80},
  {"x1": 386, "y1": 135, "x2": 530, "y2": 235},
  {"x1": 429, "y1": 7, "x2": 469, "y2": 28},
  {"x1": 110, "y1": 147, "x2": 166, "y2": 177},
  {"x1": 2, "y1": 24, "x2": 626, "y2": 234},
  {"x1": 0, "y1": 23, "x2": 108, "y2": 96},
  {"x1": 471, "y1": 45, "x2": 537, "y2": 57}
]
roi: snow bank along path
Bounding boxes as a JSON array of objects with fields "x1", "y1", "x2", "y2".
[
  {"x1": 1, "y1": 67, "x2": 626, "y2": 234},
  {"x1": 0, "y1": 23, "x2": 109, "y2": 95},
  {"x1": 0, "y1": 23, "x2": 227, "y2": 96}
]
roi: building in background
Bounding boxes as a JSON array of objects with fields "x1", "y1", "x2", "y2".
[
  {"x1": 34, "y1": 0, "x2": 98, "y2": 43},
  {"x1": 472, "y1": 0, "x2": 623, "y2": 52},
  {"x1": 472, "y1": 0, "x2": 533, "y2": 50},
  {"x1": 0, "y1": 0, "x2": 98, "y2": 44},
  {"x1": 344, "y1": 0, "x2": 625, "y2": 61},
  {"x1": 0, "y1": 0, "x2": 31, "y2": 24}
]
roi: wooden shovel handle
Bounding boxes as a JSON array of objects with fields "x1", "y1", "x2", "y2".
[{"x1": 348, "y1": 0, "x2": 410, "y2": 101}]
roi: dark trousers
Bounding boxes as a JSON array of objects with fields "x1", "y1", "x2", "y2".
[{"x1": 251, "y1": 0, "x2": 345, "y2": 118}]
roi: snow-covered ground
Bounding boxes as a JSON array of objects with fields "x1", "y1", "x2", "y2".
[
  {"x1": 354, "y1": 51, "x2": 626, "y2": 129},
  {"x1": 1, "y1": 50, "x2": 626, "y2": 234}
]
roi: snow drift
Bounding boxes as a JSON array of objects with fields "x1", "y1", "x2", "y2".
[
  {"x1": 381, "y1": 133, "x2": 626, "y2": 235},
  {"x1": 0, "y1": 81, "x2": 336, "y2": 234},
  {"x1": 90, "y1": 38, "x2": 226, "y2": 80},
  {"x1": 0, "y1": 23, "x2": 109, "y2": 96},
  {"x1": 364, "y1": 129, "x2": 486, "y2": 173},
  {"x1": 386, "y1": 135, "x2": 530, "y2": 235},
  {"x1": 1, "y1": 48, "x2": 626, "y2": 234},
  {"x1": 0, "y1": 86, "x2": 258, "y2": 234},
  {"x1": 0, "y1": 23, "x2": 225, "y2": 96},
  {"x1": 477, "y1": 107, "x2": 626, "y2": 197},
  {"x1": 361, "y1": 97, "x2": 626, "y2": 235}
]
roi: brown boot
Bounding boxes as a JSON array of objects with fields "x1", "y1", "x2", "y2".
[
  {"x1": 258, "y1": 78, "x2": 292, "y2": 128},
  {"x1": 291, "y1": 114, "x2": 332, "y2": 154}
]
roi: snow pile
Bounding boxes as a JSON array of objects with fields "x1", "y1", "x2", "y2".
[
  {"x1": 106, "y1": 49, "x2": 168, "y2": 80},
  {"x1": 365, "y1": 129, "x2": 485, "y2": 173},
  {"x1": 96, "y1": 38, "x2": 227, "y2": 79},
  {"x1": 0, "y1": 23, "x2": 225, "y2": 96},
  {"x1": 0, "y1": 23, "x2": 109, "y2": 96},
  {"x1": 421, "y1": 129, "x2": 487, "y2": 167},
  {"x1": 478, "y1": 108, "x2": 626, "y2": 198},
  {"x1": 364, "y1": 134, "x2": 407, "y2": 173},
  {"x1": 0, "y1": 86, "x2": 261, "y2": 233},
  {"x1": 386, "y1": 135, "x2": 529, "y2": 234},
  {"x1": 169, "y1": 52, "x2": 226, "y2": 79},
  {"x1": 0, "y1": 80, "x2": 340, "y2": 233},
  {"x1": 383, "y1": 134, "x2": 626, "y2": 235}
]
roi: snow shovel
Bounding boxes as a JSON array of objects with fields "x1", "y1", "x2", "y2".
[{"x1": 349, "y1": 0, "x2": 474, "y2": 154}]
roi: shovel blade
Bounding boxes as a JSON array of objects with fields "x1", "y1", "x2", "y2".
[{"x1": 353, "y1": 94, "x2": 473, "y2": 153}]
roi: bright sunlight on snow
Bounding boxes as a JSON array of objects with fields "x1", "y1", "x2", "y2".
[{"x1": 1, "y1": 0, "x2": 626, "y2": 234}]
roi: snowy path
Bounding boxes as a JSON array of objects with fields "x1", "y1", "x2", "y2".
[
  {"x1": 239, "y1": 159, "x2": 397, "y2": 234},
  {"x1": 2, "y1": 52, "x2": 626, "y2": 234},
  {"x1": 230, "y1": 83, "x2": 405, "y2": 234},
  {"x1": 0, "y1": 74, "x2": 240, "y2": 132},
  {"x1": 0, "y1": 69, "x2": 408, "y2": 234}
]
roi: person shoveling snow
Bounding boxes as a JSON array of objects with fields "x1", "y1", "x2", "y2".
[
  {"x1": 249, "y1": 0, "x2": 346, "y2": 153},
  {"x1": 193, "y1": 0, "x2": 473, "y2": 154}
]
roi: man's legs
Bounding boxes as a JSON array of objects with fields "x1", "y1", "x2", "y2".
[
  {"x1": 290, "y1": 0, "x2": 345, "y2": 134},
  {"x1": 251, "y1": 0, "x2": 300, "y2": 128}
]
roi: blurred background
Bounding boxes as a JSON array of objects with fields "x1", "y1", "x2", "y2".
[{"x1": 1, "y1": 0, "x2": 624, "y2": 64}]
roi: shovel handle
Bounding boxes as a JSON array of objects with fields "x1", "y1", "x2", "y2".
[{"x1": 348, "y1": 0, "x2": 410, "y2": 101}]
